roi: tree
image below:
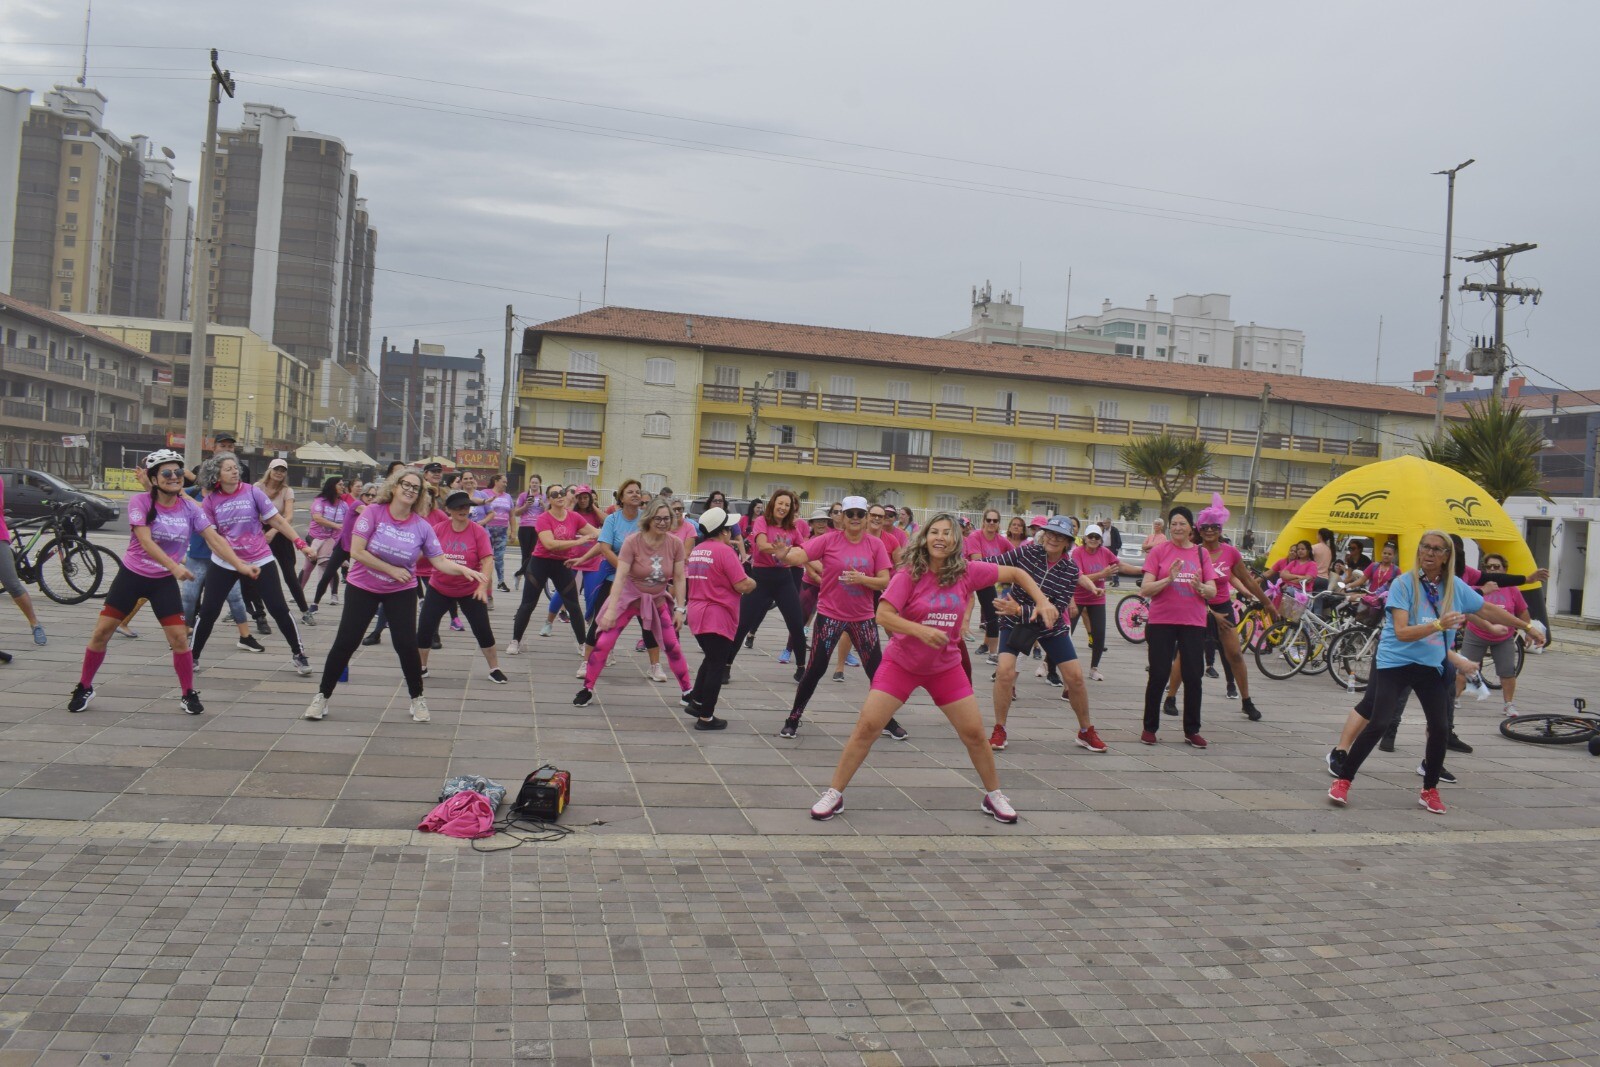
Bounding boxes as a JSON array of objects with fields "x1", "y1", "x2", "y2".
[
  {"x1": 1117, "y1": 434, "x2": 1213, "y2": 516},
  {"x1": 845, "y1": 479, "x2": 885, "y2": 500},
  {"x1": 958, "y1": 490, "x2": 992, "y2": 515},
  {"x1": 1117, "y1": 499, "x2": 1144, "y2": 523},
  {"x1": 1423, "y1": 396, "x2": 1550, "y2": 503}
]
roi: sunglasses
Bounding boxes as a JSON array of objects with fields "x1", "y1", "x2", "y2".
[
  {"x1": 843, "y1": 509, "x2": 867, "y2": 519},
  {"x1": 1198, "y1": 524, "x2": 1221, "y2": 531},
  {"x1": 154, "y1": 467, "x2": 183, "y2": 479},
  {"x1": 983, "y1": 518, "x2": 999, "y2": 524},
  {"x1": 547, "y1": 488, "x2": 567, "y2": 496}
]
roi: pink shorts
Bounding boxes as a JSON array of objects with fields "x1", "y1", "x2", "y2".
[{"x1": 871, "y1": 659, "x2": 974, "y2": 706}]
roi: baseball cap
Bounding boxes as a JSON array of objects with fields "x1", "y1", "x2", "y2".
[
  {"x1": 444, "y1": 490, "x2": 473, "y2": 510},
  {"x1": 1083, "y1": 523, "x2": 1104, "y2": 540},
  {"x1": 1029, "y1": 515, "x2": 1048, "y2": 529},
  {"x1": 422, "y1": 462, "x2": 444, "y2": 473},
  {"x1": 571, "y1": 484, "x2": 593, "y2": 496},
  {"x1": 840, "y1": 495, "x2": 869, "y2": 513},
  {"x1": 1043, "y1": 515, "x2": 1075, "y2": 538},
  {"x1": 214, "y1": 430, "x2": 237, "y2": 442},
  {"x1": 267, "y1": 457, "x2": 288, "y2": 471}
]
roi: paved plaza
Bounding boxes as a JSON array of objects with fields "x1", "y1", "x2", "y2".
[{"x1": 3, "y1": 585, "x2": 1600, "y2": 1064}]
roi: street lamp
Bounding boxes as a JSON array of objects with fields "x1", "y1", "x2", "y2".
[{"x1": 1432, "y1": 158, "x2": 1474, "y2": 433}]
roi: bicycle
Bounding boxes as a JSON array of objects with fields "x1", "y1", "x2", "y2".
[
  {"x1": 1114, "y1": 592, "x2": 1148, "y2": 643},
  {"x1": 1499, "y1": 699, "x2": 1600, "y2": 756},
  {"x1": 5, "y1": 500, "x2": 105, "y2": 605},
  {"x1": 1254, "y1": 589, "x2": 1361, "y2": 680}
]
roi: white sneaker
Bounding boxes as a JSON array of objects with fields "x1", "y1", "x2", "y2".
[
  {"x1": 328, "y1": 593, "x2": 340, "y2": 606},
  {"x1": 650, "y1": 662, "x2": 668, "y2": 683},
  {"x1": 1502, "y1": 702, "x2": 1519, "y2": 718},
  {"x1": 1089, "y1": 668, "x2": 1105, "y2": 682},
  {"x1": 982, "y1": 790, "x2": 1019, "y2": 824},
  {"x1": 505, "y1": 640, "x2": 520, "y2": 655},
  {"x1": 409, "y1": 697, "x2": 430, "y2": 722},
  {"x1": 809, "y1": 788, "x2": 844, "y2": 821},
  {"x1": 539, "y1": 622, "x2": 552, "y2": 637},
  {"x1": 575, "y1": 663, "x2": 588, "y2": 679},
  {"x1": 303, "y1": 693, "x2": 329, "y2": 720},
  {"x1": 1034, "y1": 661, "x2": 1046, "y2": 678}
]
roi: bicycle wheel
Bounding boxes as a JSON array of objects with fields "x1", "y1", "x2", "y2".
[
  {"x1": 1326, "y1": 628, "x2": 1376, "y2": 693},
  {"x1": 35, "y1": 538, "x2": 105, "y2": 604},
  {"x1": 1255, "y1": 621, "x2": 1309, "y2": 680},
  {"x1": 1478, "y1": 636, "x2": 1524, "y2": 692},
  {"x1": 1499, "y1": 714, "x2": 1600, "y2": 745},
  {"x1": 1300, "y1": 629, "x2": 1332, "y2": 676},
  {"x1": 1114, "y1": 594, "x2": 1148, "y2": 644}
]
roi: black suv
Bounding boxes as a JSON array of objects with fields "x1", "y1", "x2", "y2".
[{"x1": 0, "y1": 468, "x2": 122, "y2": 530}]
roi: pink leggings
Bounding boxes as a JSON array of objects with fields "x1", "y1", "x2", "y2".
[{"x1": 584, "y1": 601, "x2": 692, "y2": 691}]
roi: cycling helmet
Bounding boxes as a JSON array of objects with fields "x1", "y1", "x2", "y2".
[{"x1": 144, "y1": 448, "x2": 186, "y2": 472}]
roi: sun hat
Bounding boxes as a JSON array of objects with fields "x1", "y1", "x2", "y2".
[
  {"x1": 1042, "y1": 515, "x2": 1075, "y2": 538},
  {"x1": 444, "y1": 490, "x2": 473, "y2": 510},
  {"x1": 698, "y1": 506, "x2": 733, "y2": 536}
]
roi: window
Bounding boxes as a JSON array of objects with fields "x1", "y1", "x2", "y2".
[
  {"x1": 1101, "y1": 321, "x2": 1137, "y2": 338},
  {"x1": 1047, "y1": 394, "x2": 1070, "y2": 416},
  {"x1": 563, "y1": 467, "x2": 586, "y2": 486},
  {"x1": 1137, "y1": 324, "x2": 1147, "y2": 339},
  {"x1": 708, "y1": 478, "x2": 734, "y2": 496},
  {"x1": 774, "y1": 369, "x2": 808, "y2": 390},
  {"x1": 64, "y1": 213, "x2": 77, "y2": 225},
  {"x1": 823, "y1": 485, "x2": 846, "y2": 502},
  {"x1": 566, "y1": 408, "x2": 599, "y2": 431},
  {"x1": 713, "y1": 365, "x2": 739, "y2": 387},
  {"x1": 66, "y1": 189, "x2": 78, "y2": 201},
  {"x1": 1097, "y1": 400, "x2": 1120, "y2": 420},
  {"x1": 644, "y1": 357, "x2": 676, "y2": 385},
  {"x1": 1148, "y1": 404, "x2": 1171, "y2": 424},
  {"x1": 1114, "y1": 344, "x2": 1134, "y2": 356},
  {"x1": 568, "y1": 350, "x2": 598, "y2": 374},
  {"x1": 885, "y1": 380, "x2": 911, "y2": 402},
  {"x1": 996, "y1": 390, "x2": 1018, "y2": 411},
  {"x1": 1198, "y1": 354, "x2": 1209, "y2": 364},
  {"x1": 1043, "y1": 446, "x2": 1068, "y2": 467},
  {"x1": 771, "y1": 424, "x2": 796, "y2": 445},
  {"x1": 1135, "y1": 346, "x2": 1145, "y2": 357},
  {"x1": 69, "y1": 143, "x2": 82, "y2": 155},
  {"x1": 642, "y1": 474, "x2": 667, "y2": 495},
  {"x1": 934, "y1": 494, "x2": 958, "y2": 512},
  {"x1": 643, "y1": 413, "x2": 671, "y2": 437},
  {"x1": 818, "y1": 424, "x2": 857, "y2": 450},
  {"x1": 1156, "y1": 347, "x2": 1166, "y2": 358},
  {"x1": 707, "y1": 420, "x2": 738, "y2": 442},
  {"x1": 880, "y1": 428, "x2": 930, "y2": 455},
  {"x1": 940, "y1": 384, "x2": 966, "y2": 405},
  {"x1": 63, "y1": 236, "x2": 75, "y2": 247},
  {"x1": 828, "y1": 375, "x2": 855, "y2": 396},
  {"x1": 938, "y1": 437, "x2": 963, "y2": 459},
  {"x1": 68, "y1": 166, "x2": 81, "y2": 180},
  {"x1": 1157, "y1": 325, "x2": 1168, "y2": 336},
  {"x1": 992, "y1": 441, "x2": 1016, "y2": 463}
]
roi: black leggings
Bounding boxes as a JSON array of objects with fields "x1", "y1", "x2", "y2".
[
  {"x1": 791, "y1": 613, "x2": 882, "y2": 719},
  {"x1": 319, "y1": 584, "x2": 424, "y2": 698},
  {"x1": 417, "y1": 587, "x2": 494, "y2": 648},
  {"x1": 313, "y1": 543, "x2": 348, "y2": 604},
  {"x1": 267, "y1": 534, "x2": 311, "y2": 612},
  {"x1": 1143, "y1": 622, "x2": 1204, "y2": 735},
  {"x1": 1070, "y1": 602, "x2": 1108, "y2": 669},
  {"x1": 786, "y1": 581, "x2": 820, "y2": 655},
  {"x1": 976, "y1": 585, "x2": 999, "y2": 640},
  {"x1": 514, "y1": 557, "x2": 587, "y2": 643},
  {"x1": 517, "y1": 527, "x2": 538, "y2": 580},
  {"x1": 691, "y1": 632, "x2": 737, "y2": 716},
  {"x1": 192, "y1": 559, "x2": 304, "y2": 661},
  {"x1": 581, "y1": 577, "x2": 657, "y2": 649},
  {"x1": 733, "y1": 568, "x2": 807, "y2": 667},
  {"x1": 1344, "y1": 663, "x2": 1452, "y2": 789}
]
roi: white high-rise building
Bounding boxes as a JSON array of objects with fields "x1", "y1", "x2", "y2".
[{"x1": 1066, "y1": 294, "x2": 1306, "y2": 375}]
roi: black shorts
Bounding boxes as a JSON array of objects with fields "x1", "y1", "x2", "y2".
[{"x1": 101, "y1": 567, "x2": 183, "y2": 623}]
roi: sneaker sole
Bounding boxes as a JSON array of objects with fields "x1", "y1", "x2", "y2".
[
  {"x1": 990, "y1": 742, "x2": 1007, "y2": 751},
  {"x1": 1074, "y1": 738, "x2": 1107, "y2": 753},
  {"x1": 1328, "y1": 791, "x2": 1348, "y2": 806},
  {"x1": 981, "y1": 804, "x2": 1019, "y2": 824},
  {"x1": 1140, "y1": 736, "x2": 1158, "y2": 745}
]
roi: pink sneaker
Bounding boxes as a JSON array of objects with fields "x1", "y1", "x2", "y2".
[
  {"x1": 1075, "y1": 726, "x2": 1108, "y2": 753},
  {"x1": 1184, "y1": 733, "x2": 1208, "y2": 749},
  {"x1": 982, "y1": 790, "x2": 1019, "y2": 824},
  {"x1": 809, "y1": 788, "x2": 844, "y2": 821},
  {"x1": 1328, "y1": 778, "x2": 1351, "y2": 806},
  {"x1": 1140, "y1": 730, "x2": 1158, "y2": 745},
  {"x1": 1418, "y1": 788, "x2": 1446, "y2": 815},
  {"x1": 988, "y1": 724, "x2": 1007, "y2": 751}
]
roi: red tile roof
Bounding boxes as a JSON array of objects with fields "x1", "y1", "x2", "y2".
[
  {"x1": 529, "y1": 306, "x2": 1443, "y2": 418},
  {"x1": 0, "y1": 290, "x2": 173, "y2": 365}
]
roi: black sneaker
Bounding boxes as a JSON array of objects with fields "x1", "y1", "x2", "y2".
[
  {"x1": 1446, "y1": 733, "x2": 1473, "y2": 754},
  {"x1": 1419, "y1": 762, "x2": 1458, "y2": 785},
  {"x1": 1327, "y1": 747, "x2": 1347, "y2": 778},
  {"x1": 1225, "y1": 685, "x2": 1239, "y2": 700},
  {"x1": 793, "y1": 664, "x2": 805, "y2": 682},
  {"x1": 361, "y1": 630, "x2": 383, "y2": 646},
  {"x1": 179, "y1": 690, "x2": 204, "y2": 715},
  {"x1": 254, "y1": 614, "x2": 272, "y2": 636},
  {"x1": 1378, "y1": 733, "x2": 1397, "y2": 753},
  {"x1": 694, "y1": 716, "x2": 728, "y2": 731},
  {"x1": 236, "y1": 635, "x2": 265, "y2": 653},
  {"x1": 430, "y1": 635, "x2": 442, "y2": 651},
  {"x1": 1205, "y1": 666, "x2": 1220, "y2": 679},
  {"x1": 488, "y1": 669, "x2": 509, "y2": 684},
  {"x1": 497, "y1": 581, "x2": 511, "y2": 593},
  {"x1": 1045, "y1": 670, "x2": 1061, "y2": 687},
  {"x1": 832, "y1": 670, "x2": 845, "y2": 683},
  {"x1": 779, "y1": 715, "x2": 800, "y2": 739},
  {"x1": 744, "y1": 634, "x2": 755, "y2": 650},
  {"x1": 573, "y1": 688, "x2": 593, "y2": 707},
  {"x1": 67, "y1": 683, "x2": 95, "y2": 713},
  {"x1": 882, "y1": 719, "x2": 909, "y2": 741},
  {"x1": 1241, "y1": 698, "x2": 1262, "y2": 722},
  {"x1": 1163, "y1": 695, "x2": 1178, "y2": 717}
]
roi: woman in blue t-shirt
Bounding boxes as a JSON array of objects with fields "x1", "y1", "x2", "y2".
[{"x1": 1328, "y1": 529, "x2": 1542, "y2": 815}]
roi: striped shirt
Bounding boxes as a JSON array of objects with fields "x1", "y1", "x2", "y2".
[{"x1": 993, "y1": 542, "x2": 1081, "y2": 637}]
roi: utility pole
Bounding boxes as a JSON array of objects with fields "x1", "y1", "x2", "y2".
[
  {"x1": 183, "y1": 49, "x2": 235, "y2": 469},
  {"x1": 1431, "y1": 158, "x2": 1473, "y2": 435},
  {"x1": 1460, "y1": 243, "x2": 1540, "y2": 398},
  {"x1": 741, "y1": 382, "x2": 762, "y2": 500},
  {"x1": 1374, "y1": 315, "x2": 1383, "y2": 384},
  {"x1": 1241, "y1": 383, "x2": 1272, "y2": 546},
  {"x1": 500, "y1": 304, "x2": 514, "y2": 475}
]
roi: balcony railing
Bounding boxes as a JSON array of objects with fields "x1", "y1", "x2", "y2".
[
  {"x1": 700, "y1": 384, "x2": 1380, "y2": 458},
  {"x1": 520, "y1": 369, "x2": 607, "y2": 393},
  {"x1": 697, "y1": 439, "x2": 1320, "y2": 501},
  {"x1": 519, "y1": 426, "x2": 603, "y2": 449},
  {"x1": 2, "y1": 399, "x2": 44, "y2": 421},
  {"x1": 46, "y1": 407, "x2": 83, "y2": 427}
]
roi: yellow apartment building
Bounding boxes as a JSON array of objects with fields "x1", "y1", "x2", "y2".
[
  {"x1": 513, "y1": 307, "x2": 1442, "y2": 536},
  {"x1": 77, "y1": 315, "x2": 314, "y2": 453}
]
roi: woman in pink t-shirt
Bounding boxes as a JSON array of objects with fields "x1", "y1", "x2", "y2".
[
  {"x1": 506, "y1": 484, "x2": 598, "y2": 652},
  {"x1": 1067, "y1": 524, "x2": 1144, "y2": 680},
  {"x1": 683, "y1": 507, "x2": 756, "y2": 728},
  {"x1": 574, "y1": 495, "x2": 692, "y2": 707},
  {"x1": 731, "y1": 490, "x2": 810, "y2": 676},
  {"x1": 964, "y1": 509, "x2": 1011, "y2": 661},
  {"x1": 808, "y1": 513, "x2": 1057, "y2": 825},
  {"x1": 1267, "y1": 541, "x2": 1319, "y2": 590},
  {"x1": 1139, "y1": 506, "x2": 1219, "y2": 748}
]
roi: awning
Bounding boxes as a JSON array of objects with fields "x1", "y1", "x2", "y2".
[
  {"x1": 339, "y1": 447, "x2": 378, "y2": 466},
  {"x1": 294, "y1": 442, "x2": 347, "y2": 463}
]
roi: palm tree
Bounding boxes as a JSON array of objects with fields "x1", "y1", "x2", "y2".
[
  {"x1": 1423, "y1": 397, "x2": 1550, "y2": 503},
  {"x1": 1117, "y1": 434, "x2": 1213, "y2": 516}
]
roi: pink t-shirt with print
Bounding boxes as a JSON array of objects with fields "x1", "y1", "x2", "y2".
[
  {"x1": 802, "y1": 529, "x2": 890, "y2": 623},
  {"x1": 201, "y1": 483, "x2": 278, "y2": 568},
  {"x1": 964, "y1": 529, "x2": 1009, "y2": 561},
  {"x1": 1142, "y1": 540, "x2": 1218, "y2": 628},
  {"x1": 126, "y1": 493, "x2": 212, "y2": 579},
  {"x1": 1069, "y1": 544, "x2": 1119, "y2": 606},
  {"x1": 347, "y1": 505, "x2": 443, "y2": 595},
  {"x1": 686, "y1": 539, "x2": 746, "y2": 640},
  {"x1": 1205, "y1": 542, "x2": 1243, "y2": 605},
  {"x1": 749, "y1": 515, "x2": 809, "y2": 569},
  {"x1": 430, "y1": 519, "x2": 492, "y2": 598},
  {"x1": 881, "y1": 561, "x2": 1000, "y2": 675}
]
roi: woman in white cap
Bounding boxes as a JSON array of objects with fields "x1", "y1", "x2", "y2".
[
  {"x1": 1068, "y1": 523, "x2": 1144, "y2": 681},
  {"x1": 775, "y1": 496, "x2": 907, "y2": 741},
  {"x1": 255, "y1": 457, "x2": 315, "y2": 623},
  {"x1": 809, "y1": 513, "x2": 1057, "y2": 824},
  {"x1": 417, "y1": 490, "x2": 507, "y2": 684},
  {"x1": 683, "y1": 506, "x2": 755, "y2": 729}
]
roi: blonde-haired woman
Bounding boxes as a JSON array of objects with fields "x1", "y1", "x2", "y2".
[
  {"x1": 304, "y1": 467, "x2": 488, "y2": 724},
  {"x1": 808, "y1": 514, "x2": 1057, "y2": 825},
  {"x1": 1328, "y1": 530, "x2": 1542, "y2": 815},
  {"x1": 255, "y1": 458, "x2": 314, "y2": 622}
]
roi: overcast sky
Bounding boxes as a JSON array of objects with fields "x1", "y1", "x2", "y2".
[{"x1": 4, "y1": 0, "x2": 1594, "y2": 418}]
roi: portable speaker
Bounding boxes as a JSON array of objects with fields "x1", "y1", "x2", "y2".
[{"x1": 511, "y1": 765, "x2": 570, "y2": 820}]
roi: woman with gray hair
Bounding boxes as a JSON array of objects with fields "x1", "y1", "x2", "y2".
[{"x1": 189, "y1": 451, "x2": 316, "y2": 674}]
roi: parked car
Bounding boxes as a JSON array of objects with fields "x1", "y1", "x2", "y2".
[{"x1": 0, "y1": 468, "x2": 122, "y2": 529}]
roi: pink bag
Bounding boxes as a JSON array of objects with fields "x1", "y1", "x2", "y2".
[{"x1": 417, "y1": 790, "x2": 496, "y2": 839}]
